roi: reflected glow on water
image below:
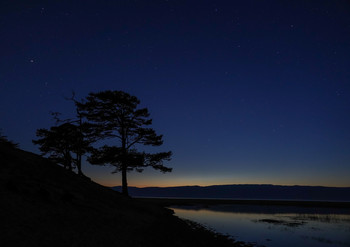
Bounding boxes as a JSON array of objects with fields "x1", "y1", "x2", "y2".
[{"x1": 171, "y1": 206, "x2": 350, "y2": 247}]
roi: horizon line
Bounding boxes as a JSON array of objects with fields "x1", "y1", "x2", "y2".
[{"x1": 107, "y1": 183, "x2": 350, "y2": 189}]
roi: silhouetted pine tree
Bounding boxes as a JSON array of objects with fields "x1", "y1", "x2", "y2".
[
  {"x1": 62, "y1": 92, "x2": 96, "y2": 176},
  {"x1": 0, "y1": 131, "x2": 18, "y2": 149},
  {"x1": 49, "y1": 111, "x2": 93, "y2": 176},
  {"x1": 33, "y1": 123, "x2": 82, "y2": 171},
  {"x1": 77, "y1": 90, "x2": 172, "y2": 196}
]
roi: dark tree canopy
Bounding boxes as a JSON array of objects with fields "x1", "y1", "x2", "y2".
[
  {"x1": 33, "y1": 122, "x2": 90, "y2": 174},
  {"x1": 49, "y1": 108, "x2": 94, "y2": 177},
  {"x1": 33, "y1": 123, "x2": 76, "y2": 170},
  {"x1": 77, "y1": 90, "x2": 172, "y2": 196},
  {"x1": 0, "y1": 131, "x2": 18, "y2": 149}
]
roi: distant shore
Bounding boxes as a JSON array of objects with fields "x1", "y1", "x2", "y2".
[
  {"x1": 112, "y1": 184, "x2": 350, "y2": 202},
  {"x1": 136, "y1": 197, "x2": 350, "y2": 209}
]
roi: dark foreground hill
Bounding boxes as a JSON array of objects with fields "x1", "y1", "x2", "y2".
[
  {"x1": 0, "y1": 144, "x2": 248, "y2": 247},
  {"x1": 112, "y1": 184, "x2": 350, "y2": 201}
]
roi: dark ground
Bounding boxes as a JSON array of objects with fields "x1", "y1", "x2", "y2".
[{"x1": 0, "y1": 144, "x2": 250, "y2": 247}]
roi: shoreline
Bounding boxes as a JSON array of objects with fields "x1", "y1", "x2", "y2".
[
  {"x1": 135, "y1": 197, "x2": 350, "y2": 208},
  {"x1": 1, "y1": 145, "x2": 253, "y2": 247}
]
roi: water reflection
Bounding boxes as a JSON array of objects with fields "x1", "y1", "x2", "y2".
[{"x1": 170, "y1": 205, "x2": 350, "y2": 247}]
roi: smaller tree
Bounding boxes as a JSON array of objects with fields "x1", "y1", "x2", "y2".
[
  {"x1": 49, "y1": 110, "x2": 93, "y2": 176},
  {"x1": 0, "y1": 130, "x2": 18, "y2": 149},
  {"x1": 33, "y1": 123, "x2": 80, "y2": 171}
]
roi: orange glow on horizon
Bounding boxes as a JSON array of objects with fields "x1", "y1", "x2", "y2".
[{"x1": 96, "y1": 179, "x2": 350, "y2": 188}]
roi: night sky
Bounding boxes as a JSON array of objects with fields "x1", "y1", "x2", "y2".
[{"x1": 1, "y1": 0, "x2": 349, "y2": 187}]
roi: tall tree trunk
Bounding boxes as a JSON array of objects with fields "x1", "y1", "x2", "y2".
[
  {"x1": 64, "y1": 149, "x2": 72, "y2": 171},
  {"x1": 121, "y1": 163, "x2": 128, "y2": 196},
  {"x1": 67, "y1": 151, "x2": 72, "y2": 171},
  {"x1": 76, "y1": 113, "x2": 84, "y2": 176},
  {"x1": 76, "y1": 153, "x2": 83, "y2": 176},
  {"x1": 121, "y1": 131, "x2": 128, "y2": 196}
]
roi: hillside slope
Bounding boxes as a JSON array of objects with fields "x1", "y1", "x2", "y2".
[{"x1": 0, "y1": 144, "x2": 246, "y2": 247}]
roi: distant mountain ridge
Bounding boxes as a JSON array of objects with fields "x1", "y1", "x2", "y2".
[{"x1": 112, "y1": 184, "x2": 350, "y2": 201}]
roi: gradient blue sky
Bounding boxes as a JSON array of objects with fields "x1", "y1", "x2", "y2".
[{"x1": 1, "y1": 0, "x2": 349, "y2": 187}]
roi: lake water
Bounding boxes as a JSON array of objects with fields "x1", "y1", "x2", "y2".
[{"x1": 170, "y1": 204, "x2": 350, "y2": 247}]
